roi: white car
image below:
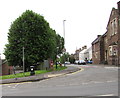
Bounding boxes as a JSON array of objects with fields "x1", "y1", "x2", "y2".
[
  {"x1": 78, "y1": 60, "x2": 86, "y2": 65},
  {"x1": 75, "y1": 60, "x2": 79, "y2": 64},
  {"x1": 65, "y1": 61, "x2": 70, "y2": 64}
]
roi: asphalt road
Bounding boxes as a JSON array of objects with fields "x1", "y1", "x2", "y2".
[{"x1": 2, "y1": 64, "x2": 119, "y2": 97}]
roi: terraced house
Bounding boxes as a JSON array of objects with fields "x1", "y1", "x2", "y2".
[{"x1": 92, "y1": 1, "x2": 120, "y2": 66}]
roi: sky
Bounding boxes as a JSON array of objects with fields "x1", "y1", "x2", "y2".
[{"x1": 0, "y1": 0, "x2": 119, "y2": 59}]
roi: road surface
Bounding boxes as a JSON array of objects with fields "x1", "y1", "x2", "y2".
[{"x1": 2, "y1": 64, "x2": 119, "y2": 96}]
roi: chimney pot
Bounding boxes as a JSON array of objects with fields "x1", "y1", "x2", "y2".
[{"x1": 97, "y1": 35, "x2": 101, "y2": 38}]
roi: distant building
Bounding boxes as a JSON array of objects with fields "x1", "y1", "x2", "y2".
[
  {"x1": 74, "y1": 45, "x2": 87, "y2": 61},
  {"x1": 92, "y1": 1, "x2": 120, "y2": 66},
  {"x1": 74, "y1": 49, "x2": 80, "y2": 60},
  {"x1": 79, "y1": 49, "x2": 87, "y2": 61},
  {"x1": 84, "y1": 47, "x2": 92, "y2": 61},
  {"x1": 79, "y1": 46, "x2": 92, "y2": 62}
]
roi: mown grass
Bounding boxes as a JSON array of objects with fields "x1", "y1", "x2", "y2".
[{"x1": 0, "y1": 65, "x2": 67, "y2": 80}]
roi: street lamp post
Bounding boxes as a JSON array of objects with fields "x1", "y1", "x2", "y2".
[
  {"x1": 63, "y1": 20, "x2": 66, "y2": 67},
  {"x1": 63, "y1": 20, "x2": 66, "y2": 46}
]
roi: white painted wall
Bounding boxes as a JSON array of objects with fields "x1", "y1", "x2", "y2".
[{"x1": 79, "y1": 47, "x2": 92, "y2": 61}]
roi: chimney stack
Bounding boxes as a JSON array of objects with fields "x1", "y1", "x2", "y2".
[
  {"x1": 79, "y1": 48, "x2": 82, "y2": 52},
  {"x1": 84, "y1": 45, "x2": 87, "y2": 49},
  {"x1": 97, "y1": 35, "x2": 101, "y2": 38},
  {"x1": 117, "y1": 1, "x2": 120, "y2": 15}
]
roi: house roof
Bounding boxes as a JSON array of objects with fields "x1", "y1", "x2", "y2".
[
  {"x1": 102, "y1": 32, "x2": 107, "y2": 37},
  {"x1": 92, "y1": 31, "x2": 107, "y2": 45},
  {"x1": 106, "y1": 8, "x2": 118, "y2": 29},
  {"x1": 84, "y1": 47, "x2": 92, "y2": 53},
  {"x1": 79, "y1": 49, "x2": 87, "y2": 54},
  {"x1": 92, "y1": 35, "x2": 102, "y2": 45}
]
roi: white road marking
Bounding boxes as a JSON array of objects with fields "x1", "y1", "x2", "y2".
[
  {"x1": 12, "y1": 84, "x2": 19, "y2": 89},
  {"x1": 69, "y1": 83, "x2": 79, "y2": 86},
  {"x1": 57, "y1": 84, "x2": 66, "y2": 87},
  {"x1": 97, "y1": 94, "x2": 115, "y2": 96},
  {"x1": 107, "y1": 80, "x2": 117, "y2": 83},
  {"x1": 104, "y1": 67, "x2": 119, "y2": 69},
  {"x1": 82, "y1": 82, "x2": 89, "y2": 85},
  {"x1": 93, "y1": 81, "x2": 104, "y2": 84}
]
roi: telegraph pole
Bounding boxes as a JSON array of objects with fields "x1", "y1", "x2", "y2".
[{"x1": 23, "y1": 47, "x2": 25, "y2": 76}]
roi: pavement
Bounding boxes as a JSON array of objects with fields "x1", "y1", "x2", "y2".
[{"x1": 0, "y1": 65, "x2": 81, "y2": 84}]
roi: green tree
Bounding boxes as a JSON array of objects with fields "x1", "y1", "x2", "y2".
[
  {"x1": 69, "y1": 56, "x2": 75, "y2": 64},
  {"x1": 56, "y1": 34, "x2": 64, "y2": 56},
  {"x1": 60, "y1": 52, "x2": 70, "y2": 64},
  {"x1": 4, "y1": 10, "x2": 58, "y2": 71}
]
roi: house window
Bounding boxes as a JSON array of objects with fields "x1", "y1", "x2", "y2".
[
  {"x1": 105, "y1": 39, "x2": 108, "y2": 44},
  {"x1": 110, "y1": 18, "x2": 118, "y2": 36},
  {"x1": 114, "y1": 19, "x2": 117, "y2": 34},
  {"x1": 95, "y1": 52, "x2": 98, "y2": 58},
  {"x1": 110, "y1": 22, "x2": 112, "y2": 36},
  {"x1": 94, "y1": 45, "x2": 95, "y2": 52},
  {"x1": 109, "y1": 46, "x2": 112, "y2": 56},
  {"x1": 112, "y1": 22, "x2": 114, "y2": 35},
  {"x1": 113, "y1": 47, "x2": 117, "y2": 56}
]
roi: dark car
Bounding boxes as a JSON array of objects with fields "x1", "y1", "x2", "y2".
[{"x1": 87, "y1": 60, "x2": 93, "y2": 64}]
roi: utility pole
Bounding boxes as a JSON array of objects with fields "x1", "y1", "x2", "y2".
[{"x1": 23, "y1": 47, "x2": 25, "y2": 76}]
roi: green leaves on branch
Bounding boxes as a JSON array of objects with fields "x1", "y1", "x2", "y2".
[{"x1": 4, "y1": 10, "x2": 64, "y2": 70}]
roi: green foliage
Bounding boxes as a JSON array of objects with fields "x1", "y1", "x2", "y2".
[
  {"x1": 56, "y1": 34, "x2": 64, "y2": 55},
  {"x1": 60, "y1": 52, "x2": 70, "y2": 63},
  {"x1": 69, "y1": 56, "x2": 75, "y2": 64},
  {"x1": 4, "y1": 10, "x2": 64, "y2": 71},
  {"x1": 0, "y1": 66, "x2": 67, "y2": 80},
  {"x1": 1, "y1": 70, "x2": 49, "y2": 80}
]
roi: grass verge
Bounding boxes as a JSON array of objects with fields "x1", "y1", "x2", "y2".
[{"x1": 0, "y1": 65, "x2": 67, "y2": 80}]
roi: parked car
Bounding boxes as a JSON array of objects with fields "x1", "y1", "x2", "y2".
[
  {"x1": 87, "y1": 60, "x2": 93, "y2": 64},
  {"x1": 78, "y1": 60, "x2": 86, "y2": 65},
  {"x1": 65, "y1": 61, "x2": 70, "y2": 64},
  {"x1": 75, "y1": 60, "x2": 79, "y2": 64}
]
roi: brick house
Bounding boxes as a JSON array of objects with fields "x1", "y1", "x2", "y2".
[
  {"x1": 92, "y1": 1, "x2": 120, "y2": 66},
  {"x1": 75, "y1": 49, "x2": 80, "y2": 60},
  {"x1": 92, "y1": 35, "x2": 104, "y2": 64},
  {"x1": 103, "y1": 32, "x2": 108, "y2": 64},
  {"x1": 0, "y1": 60, "x2": 13, "y2": 76},
  {"x1": 106, "y1": 7, "x2": 119, "y2": 66}
]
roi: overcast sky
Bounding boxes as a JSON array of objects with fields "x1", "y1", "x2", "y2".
[{"x1": 0, "y1": 0, "x2": 119, "y2": 59}]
